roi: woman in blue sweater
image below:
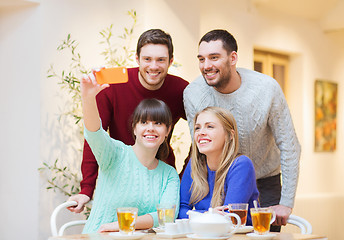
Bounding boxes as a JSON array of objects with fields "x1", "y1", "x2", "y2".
[{"x1": 178, "y1": 107, "x2": 259, "y2": 225}]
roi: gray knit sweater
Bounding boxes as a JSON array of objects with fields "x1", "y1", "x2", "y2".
[{"x1": 183, "y1": 68, "x2": 301, "y2": 208}]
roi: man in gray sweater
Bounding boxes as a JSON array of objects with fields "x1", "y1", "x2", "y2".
[{"x1": 183, "y1": 29, "x2": 301, "y2": 231}]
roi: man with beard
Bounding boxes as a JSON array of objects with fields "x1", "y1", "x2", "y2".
[
  {"x1": 183, "y1": 29, "x2": 301, "y2": 231},
  {"x1": 67, "y1": 29, "x2": 188, "y2": 213}
]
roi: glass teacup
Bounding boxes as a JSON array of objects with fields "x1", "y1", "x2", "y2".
[{"x1": 250, "y1": 207, "x2": 276, "y2": 235}]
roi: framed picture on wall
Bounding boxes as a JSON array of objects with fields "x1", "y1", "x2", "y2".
[{"x1": 314, "y1": 80, "x2": 338, "y2": 152}]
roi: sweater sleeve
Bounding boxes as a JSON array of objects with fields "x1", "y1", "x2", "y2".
[
  {"x1": 223, "y1": 156, "x2": 257, "y2": 204},
  {"x1": 148, "y1": 166, "x2": 180, "y2": 227},
  {"x1": 79, "y1": 90, "x2": 114, "y2": 198},
  {"x1": 268, "y1": 83, "x2": 301, "y2": 208},
  {"x1": 183, "y1": 84, "x2": 199, "y2": 140},
  {"x1": 80, "y1": 140, "x2": 99, "y2": 198},
  {"x1": 178, "y1": 161, "x2": 193, "y2": 218},
  {"x1": 84, "y1": 124, "x2": 126, "y2": 172}
]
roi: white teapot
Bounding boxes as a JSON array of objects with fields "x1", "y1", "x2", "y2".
[{"x1": 187, "y1": 208, "x2": 241, "y2": 237}]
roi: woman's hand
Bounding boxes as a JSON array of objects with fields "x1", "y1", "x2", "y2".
[
  {"x1": 97, "y1": 221, "x2": 119, "y2": 233},
  {"x1": 213, "y1": 206, "x2": 228, "y2": 215},
  {"x1": 81, "y1": 67, "x2": 109, "y2": 132},
  {"x1": 81, "y1": 68, "x2": 109, "y2": 100}
]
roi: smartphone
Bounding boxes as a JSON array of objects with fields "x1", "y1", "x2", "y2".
[{"x1": 95, "y1": 67, "x2": 128, "y2": 84}]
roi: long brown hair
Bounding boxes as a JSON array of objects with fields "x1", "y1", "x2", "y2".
[
  {"x1": 131, "y1": 98, "x2": 172, "y2": 160},
  {"x1": 190, "y1": 107, "x2": 240, "y2": 207}
]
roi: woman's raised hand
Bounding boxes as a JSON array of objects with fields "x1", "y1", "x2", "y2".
[
  {"x1": 81, "y1": 68, "x2": 109, "y2": 99},
  {"x1": 81, "y1": 67, "x2": 109, "y2": 132}
]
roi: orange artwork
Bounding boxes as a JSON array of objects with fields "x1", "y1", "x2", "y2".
[{"x1": 314, "y1": 80, "x2": 337, "y2": 152}]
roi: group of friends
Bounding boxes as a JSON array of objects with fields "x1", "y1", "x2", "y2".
[{"x1": 66, "y1": 29, "x2": 301, "y2": 234}]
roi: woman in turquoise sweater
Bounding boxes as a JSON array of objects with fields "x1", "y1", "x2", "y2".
[{"x1": 80, "y1": 73, "x2": 180, "y2": 233}]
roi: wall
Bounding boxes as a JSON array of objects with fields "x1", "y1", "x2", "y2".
[
  {"x1": 1, "y1": 0, "x2": 343, "y2": 239},
  {"x1": 0, "y1": 2, "x2": 41, "y2": 240}
]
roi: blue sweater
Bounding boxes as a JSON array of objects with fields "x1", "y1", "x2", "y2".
[
  {"x1": 178, "y1": 155, "x2": 259, "y2": 225},
  {"x1": 83, "y1": 127, "x2": 180, "y2": 233}
]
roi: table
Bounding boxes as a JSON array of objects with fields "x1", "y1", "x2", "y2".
[{"x1": 48, "y1": 232, "x2": 327, "y2": 240}]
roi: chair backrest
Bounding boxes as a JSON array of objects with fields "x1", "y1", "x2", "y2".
[
  {"x1": 50, "y1": 201, "x2": 87, "y2": 236},
  {"x1": 287, "y1": 214, "x2": 312, "y2": 234}
]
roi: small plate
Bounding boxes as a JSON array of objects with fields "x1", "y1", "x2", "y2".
[
  {"x1": 153, "y1": 227, "x2": 165, "y2": 233},
  {"x1": 186, "y1": 233, "x2": 232, "y2": 240},
  {"x1": 246, "y1": 232, "x2": 277, "y2": 240},
  {"x1": 108, "y1": 232, "x2": 146, "y2": 239},
  {"x1": 157, "y1": 232, "x2": 188, "y2": 238},
  {"x1": 235, "y1": 226, "x2": 254, "y2": 234}
]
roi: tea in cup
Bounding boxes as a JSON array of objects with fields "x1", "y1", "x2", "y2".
[
  {"x1": 157, "y1": 203, "x2": 176, "y2": 228},
  {"x1": 228, "y1": 203, "x2": 248, "y2": 227},
  {"x1": 250, "y1": 207, "x2": 276, "y2": 235},
  {"x1": 117, "y1": 207, "x2": 138, "y2": 234}
]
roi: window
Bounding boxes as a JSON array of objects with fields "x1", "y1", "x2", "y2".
[{"x1": 254, "y1": 49, "x2": 289, "y2": 97}]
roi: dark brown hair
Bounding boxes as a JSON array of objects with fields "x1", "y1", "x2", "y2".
[
  {"x1": 131, "y1": 99, "x2": 172, "y2": 160},
  {"x1": 199, "y1": 29, "x2": 238, "y2": 54},
  {"x1": 136, "y1": 29, "x2": 174, "y2": 60}
]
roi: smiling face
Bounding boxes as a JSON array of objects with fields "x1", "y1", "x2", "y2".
[
  {"x1": 198, "y1": 40, "x2": 237, "y2": 92},
  {"x1": 136, "y1": 44, "x2": 173, "y2": 90},
  {"x1": 133, "y1": 120, "x2": 169, "y2": 150},
  {"x1": 194, "y1": 111, "x2": 227, "y2": 161}
]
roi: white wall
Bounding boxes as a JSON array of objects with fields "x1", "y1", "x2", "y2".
[
  {"x1": 0, "y1": 3, "x2": 40, "y2": 240},
  {"x1": 1, "y1": 0, "x2": 343, "y2": 239}
]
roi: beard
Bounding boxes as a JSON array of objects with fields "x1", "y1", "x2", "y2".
[{"x1": 203, "y1": 67, "x2": 231, "y2": 91}]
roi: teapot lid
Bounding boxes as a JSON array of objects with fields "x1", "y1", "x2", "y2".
[{"x1": 191, "y1": 208, "x2": 229, "y2": 223}]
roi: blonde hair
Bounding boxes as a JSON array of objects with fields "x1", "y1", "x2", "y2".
[{"x1": 190, "y1": 107, "x2": 240, "y2": 208}]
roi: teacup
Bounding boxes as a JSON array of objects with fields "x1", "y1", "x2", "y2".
[
  {"x1": 175, "y1": 219, "x2": 191, "y2": 234},
  {"x1": 250, "y1": 207, "x2": 276, "y2": 235},
  {"x1": 165, "y1": 222, "x2": 179, "y2": 235},
  {"x1": 117, "y1": 207, "x2": 138, "y2": 235},
  {"x1": 157, "y1": 203, "x2": 176, "y2": 228},
  {"x1": 228, "y1": 203, "x2": 248, "y2": 227}
]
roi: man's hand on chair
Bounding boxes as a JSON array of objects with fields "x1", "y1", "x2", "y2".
[
  {"x1": 271, "y1": 205, "x2": 292, "y2": 226},
  {"x1": 67, "y1": 194, "x2": 90, "y2": 213}
]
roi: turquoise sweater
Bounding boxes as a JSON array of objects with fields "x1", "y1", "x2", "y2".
[{"x1": 82, "y1": 127, "x2": 180, "y2": 233}]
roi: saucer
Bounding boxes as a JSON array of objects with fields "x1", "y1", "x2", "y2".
[
  {"x1": 246, "y1": 232, "x2": 277, "y2": 240},
  {"x1": 157, "y1": 232, "x2": 188, "y2": 238},
  {"x1": 108, "y1": 232, "x2": 146, "y2": 239},
  {"x1": 153, "y1": 227, "x2": 165, "y2": 233},
  {"x1": 186, "y1": 233, "x2": 232, "y2": 240},
  {"x1": 235, "y1": 226, "x2": 254, "y2": 233}
]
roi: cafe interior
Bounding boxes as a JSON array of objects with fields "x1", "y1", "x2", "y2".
[{"x1": 0, "y1": 0, "x2": 343, "y2": 239}]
